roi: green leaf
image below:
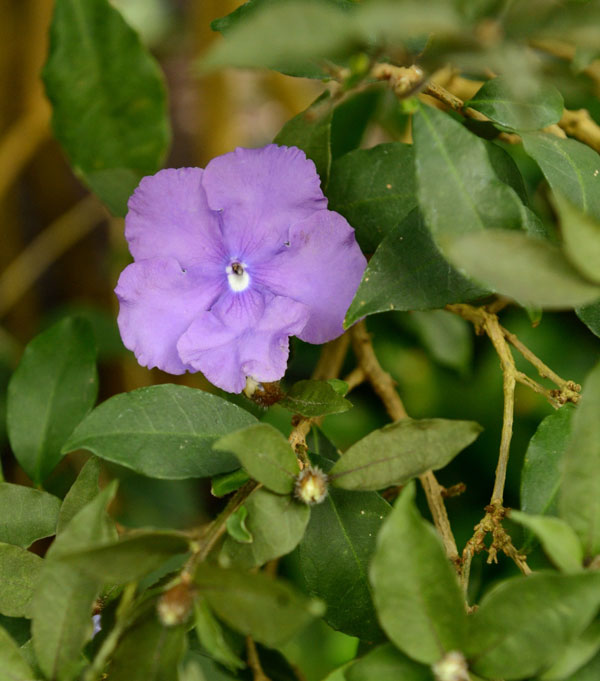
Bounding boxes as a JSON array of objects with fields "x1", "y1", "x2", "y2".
[
  {"x1": 194, "y1": 564, "x2": 324, "y2": 648},
  {"x1": 370, "y1": 483, "x2": 467, "y2": 664},
  {"x1": 220, "y1": 488, "x2": 309, "y2": 568},
  {"x1": 213, "y1": 423, "x2": 298, "y2": 494},
  {"x1": 510, "y1": 511, "x2": 583, "y2": 573},
  {"x1": 344, "y1": 209, "x2": 487, "y2": 326},
  {"x1": 63, "y1": 385, "x2": 256, "y2": 479},
  {"x1": 446, "y1": 230, "x2": 600, "y2": 308},
  {"x1": 521, "y1": 405, "x2": 574, "y2": 517},
  {"x1": 330, "y1": 89, "x2": 380, "y2": 161},
  {"x1": 211, "y1": 469, "x2": 250, "y2": 498},
  {"x1": 467, "y1": 572, "x2": 600, "y2": 680},
  {"x1": 180, "y1": 652, "x2": 240, "y2": 681},
  {"x1": 0, "y1": 544, "x2": 42, "y2": 618},
  {"x1": 298, "y1": 452, "x2": 390, "y2": 640},
  {"x1": 0, "y1": 483, "x2": 61, "y2": 547},
  {"x1": 560, "y1": 361, "x2": 600, "y2": 557},
  {"x1": 326, "y1": 142, "x2": 417, "y2": 253},
  {"x1": 279, "y1": 379, "x2": 352, "y2": 417},
  {"x1": 193, "y1": 598, "x2": 246, "y2": 672},
  {"x1": 485, "y1": 141, "x2": 529, "y2": 205},
  {"x1": 552, "y1": 191, "x2": 600, "y2": 284},
  {"x1": 42, "y1": 0, "x2": 170, "y2": 216},
  {"x1": 226, "y1": 506, "x2": 253, "y2": 544},
  {"x1": 0, "y1": 625, "x2": 36, "y2": 681},
  {"x1": 274, "y1": 93, "x2": 333, "y2": 187},
  {"x1": 577, "y1": 301, "x2": 600, "y2": 339},
  {"x1": 57, "y1": 456, "x2": 102, "y2": 534},
  {"x1": 346, "y1": 643, "x2": 434, "y2": 681},
  {"x1": 7, "y1": 317, "x2": 98, "y2": 484},
  {"x1": 327, "y1": 378, "x2": 348, "y2": 396},
  {"x1": 540, "y1": 619, "x2": 600, "y2": 681},
  {"x1": 467, "y1": 76, "x2": 564, "y2": 131},
  {"x1": 330, "y1": 418, "x2": 482, "y2": 491}
]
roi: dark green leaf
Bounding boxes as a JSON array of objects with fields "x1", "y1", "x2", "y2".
[
  {"x1": 467, "y1": 572, "x2": 600, "y2": 680},
  {"x1": 577, "y1": 301, "x2": 600, "y2": 339},
  {"x1": 57, "y1": 456, "x2": 102, "y2": 534},
  {"x1": 279, "y1": 379, "x2": 352, "y2": 417},
  {"x1": 485, "y1": 141, "x2": 529, "y2": 205},
  {"x1": 327, "y1": 143, "x2": 417, "y2": 253},
  {"x1": 344, "y1": 209, "x2": 487, "y2": 326},
  {"x1": 0, "y1": 544, "x2": 42, "y2": 618},
  {"x1": 211, "y1": 469, "x2": 250, "y2": 498},
  {"x1": 540, "y1": 619, "x2": 600, "y2": 681},
  {"x1": 7, "y1": 317, "x2": 98, "y2": 484},
  {"x1": 330, "y1": 418, "x2": 482, "y2": 491},
  {"x1": 220, "y1": 488, "x2": 309, "y2": 568},
  {"x1": 180, "y1": 652, "x2": 239, "y2": 681},
  {"x1": 213, "y1": 423, "x2": 298, "y2": 494},
  {"x1": 521, "y1": 405, "x2": 574, "y2": 517},
  {"x1": 0, "y1": 625, "x2": 35, "y2": 681},
  {"x1": 43, "y1": 0, "x2": 170, "y2": 215},
  {"x1": 274, "y1": 93, "x2": 333, "y2": 187},
  {"x1": 560, "y1": 361, "x2": 600, "y2": 557},
  {"x1": 330, "y1": 89, "x2": 380, "y2": 161},
  {"x1": 0, "y1": 483, "x2": 61, "y2": 548},
  {"x1": 467, "y1": 76, "x2": 563, "y2": 131},
  {"x1": 63, "y1": 385, "x2": 256, "y2": 479},
  {"x1": 370, "y1": 483, "x2": 467, "y2": 664},
  {"x1": 346, "y1": 643, "x2": 434, "y2": 681},
  {"x1": 194, "y1": 564, "x2": 324, "y2": 647},
  {"x1": 226, "y1": 506, "x2": 253, "y2": 544},
  {"x1": 193, "y1": 598, "x2": 246, "y2": 672},
  {"x1": 510, "y1": 511, "x2": 583, "y2": 573},
  {"x1": 446, "y1": 230, "x2": 600, "y2": 308}
]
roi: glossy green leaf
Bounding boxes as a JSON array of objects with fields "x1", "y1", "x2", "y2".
[
  {"x1": 370, "y1": 483, "x2": 467, "y2": 664},
  {"x1": 561, "y1": 361, "x2": 600, "y2": 556},
  {"x1": 327, "y1": 143, "x2": 417, "y2": 253},
  {"x1": 0, "y1": 625, "x2": 35, "y2": 681},
  {"x1": 194, "y1": 564, "x2": 324, "y2": 647},
  {"x1": 0, "y1": 544, "x2": 42, "y2": 618},
  {"x1": 63, "y1": 385, "x2": 256, "y2": 479},
  {"x1": 193, "y1": 599, "x2": 245, "y2": 672},
  {"x1": 521, "y1": 405, "x2": 574, "y2": 517},
  {"x1": 485, "y1": 141, "x2": 529, "y2": 205},
  {"x1": 226, "y1": 506, "x2": 253, "y2": 544},
  {"x1": 43, "y1": 0, "x2": 170, "y2": 215},
  {"x1": 220, "y1": 488, "x2": 309, "y2": 568},
  {"x1": 553, "y1": 192, "x2": 600, "y2": 284},
  {"x1": 446, "y1": 230, "x2": 600, "y2": 308},
  {"x1": 510, "y1": 511, "x2": 583, "y2": 573},
  {"x1": 57, "y1": 457, "x2": 102, "y2": 534},
  {"x1": 540, "y1": 619, "x2": 600, "y2": 681},
  {"x1": 279, "y1": 379, "x2": 352, "y2": 417},
  {"x1": 0, "y1": 483, "x2": 61, "y2": 548},
  {"x1": 7, "y1": 317, "x2": 98, "y2": 484},
  {"x1": 330, "y1": 418, "x2": 482, "y2": 491},
  {"x1": 577, "y1": 301, "x2": 600, "y2": 338},
  {"x1": 467, "y1": 76, "x2": 563, "y2": 131},
  {"x1": 344, "y1": 209, "x2": 487, "y2": 326},
  {"x1": 213, "y1": 423, "x2": 298, "y2": 494},
  {"x1": 274, "y1": 93, "x2": 333, "y2": 187},
  {"x1": 211, "y1": 469, "x2": 250, "y2": 498},
  {"x1": 467, "y1": 572, "x2": 600, "y2": 680},
  {"x1": 346, "y1": 643, "x2": 434, "y2": 681}
]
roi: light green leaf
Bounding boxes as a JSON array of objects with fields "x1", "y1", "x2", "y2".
[
  {"x1": 213, "y1": 423, "x2": 299, "y2": 494},
  {"x1": 370, "y1": 483, "x2": 467, "y2": 664},
  {"x1": 57, "y1": 456, "x2": 102, "y2": 534},
  {"x1": 540, "y1": 619, "x2": 600, "y2": 681},
  {"x1": 560, "y1": 360, "x2": 600, "y2": 556},
  {"x1": 0, "y1": 483, "x2": 61, "y2": 548},
  {"x1": 510, "y1": 511, "x2": 583, "y2": 573},
  {"x1": 225, "y1": 506, "x2": 253, "y2": 544},
  {"x1": 42, "y1": 0, "x2": 170, "y2": 215},
  {"x1": 193, "y1": 598, "x2": 246, "y2": 672},
  {"x1": 446, "y1": 230, "x2": 600, "y2": 308},
  {"x1": 577, "y1": 301, "x2": 600, "y2": 338},
  {"x1": 7, "y1": 317, "x2": 98, "y2": 484},
  {"x1": 0, "y1": 625, "x2": 36, "y2": 681},
  {"x1": 63, "y1": 385, "x2": 256, "y2": 479},
  {"x1": 346, "y1": 643, "x2": 434, "y2": 681},
  {"x1": 279, "y1": 379, "x2": 352, "y2": 418},
  {"x1": 330, "y1": 418, "x2": 481, "y2": 491},
  {"x1": 0, "y1": 544, "x2": 42, "y2": 618},
  {"x1": 211, "y1": 469, "x2": 250, "y2": 498}
]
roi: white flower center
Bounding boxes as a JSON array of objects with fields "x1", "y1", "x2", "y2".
[{"x1": 226, "y1": 261, "x2": 250, "y2": 292}]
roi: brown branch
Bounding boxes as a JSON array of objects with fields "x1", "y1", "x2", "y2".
[
  {"x1": 246, "y1": 636, "x2": 271, "y2": 681},
  {"x1": 342, "y1": 366, "x2": 366, "y2": 393}
]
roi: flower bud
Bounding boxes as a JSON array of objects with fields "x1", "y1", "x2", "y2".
[
  {"x1": 432, "y1": 651, "x2": 469, "y2": 681},
  {"x1": 294, "y1": 466, "x2": 328, "y2": 505},
  {"x1": 157, "y1": 582, "x2": 195, "y2": 627}
]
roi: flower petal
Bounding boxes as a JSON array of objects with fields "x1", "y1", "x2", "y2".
[
  {"x1": 177, "y1": 295, "x2": 309, "y2": 393},
  {"x1": 125, "y1": 168, "x2": 225, "y2": 269},
  {"x1": 202, "y1": 145, "x2": 327, "y2": 260},
  {"x1": 256, "y1": 210, "x2": 366, "y2": 343},
  {"x1": 115, "y1": 257, "x2": 222, "y2": 374}
]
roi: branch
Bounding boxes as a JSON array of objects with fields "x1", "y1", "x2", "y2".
[{"x1": 246, "y1": 636, "x2": 272, "y2": 681}]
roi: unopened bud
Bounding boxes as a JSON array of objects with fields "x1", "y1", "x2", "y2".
[
  {"x1": 294, "y1": 466, "x2": 328, "y2": 505},
  {"x1": 243, "y1": 377, "x2": 284, "y2": 407},
  {"x1": 157, "y1": 582, "x2": 195, "y2": 627},
  {"x1": 432, "y1": 651, "x2": 469, "y2": 681}
]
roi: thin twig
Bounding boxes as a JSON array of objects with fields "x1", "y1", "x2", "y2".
[
  {"x1": 342, "y1": 366, "x2": 366, "y2": 393},
  {"x1": 246, "y1": 636, "x2": 271, "y2": 681}
]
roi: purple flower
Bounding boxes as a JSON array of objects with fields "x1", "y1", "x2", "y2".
[{"x1": 115, "y1": 145, "x2": 366, "y2": 393}]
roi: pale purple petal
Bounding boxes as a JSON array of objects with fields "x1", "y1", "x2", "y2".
[
  {"x1": 116, "y1": 257, "x2": 222, "y2": 374},
  {"x1": 125, "y1": 168, "x2": 225, "y2": 270},
  {"x1": 202, "y1": 145, "x2": 327, "y2": 260},
  {"x1": 255, "y1": 210, "x2": 366, "y2": 343}
]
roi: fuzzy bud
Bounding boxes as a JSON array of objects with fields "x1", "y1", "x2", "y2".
[
  {"x1": 294, "y1": 466, "x2": 328, "y2": 505},
  {"x1": 432, "y1": 651, "x2": 469, "y2": 681},
  {"x1": 157, "y1": 582, "x2": 195, "y2": 627}
]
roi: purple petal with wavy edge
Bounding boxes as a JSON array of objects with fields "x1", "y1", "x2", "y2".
[
  {"x1": 178, "y1": 295, "x2": 309, "y2": 393},
  {"x1": 116, "y1": 257, "x2": 223, "y2": 374},
  {"x1": 202, "y1": 145, "x2": 327, "y2": 261},
  {"x1": 255, "y1": 210, "x2": 366, "y2": 344},
  {"x1": 125, "y1": 168, "x2": 226, "y2": 269}
]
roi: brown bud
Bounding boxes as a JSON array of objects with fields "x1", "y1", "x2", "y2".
[
  {"x1": 294, "y1": 466, "x2": 328, "y2": 505},
  {"x1": 157, "y1": 582, "x2": 195, "y2": 627}
]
